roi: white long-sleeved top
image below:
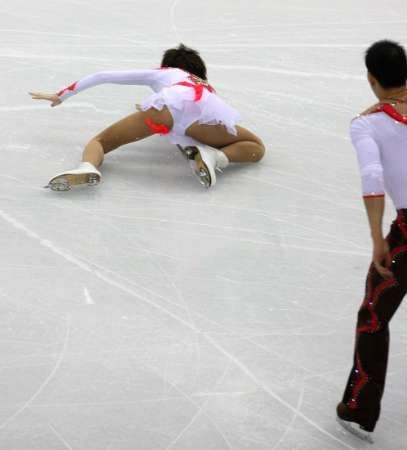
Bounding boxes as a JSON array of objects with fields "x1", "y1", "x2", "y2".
[
  {"x1": 54, "y1": 67, "x2": 241, "y2": 147},
  {"x1": 350, "y1": 104, "x2": 407, "y2": 209},
  {"x1": 56, "y1": 68, "x2": 189, "y2": 101}
]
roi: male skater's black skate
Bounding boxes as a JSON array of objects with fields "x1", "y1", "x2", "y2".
[{"x1": 336, "y1": 402, "x2": 374, "y2": 444}]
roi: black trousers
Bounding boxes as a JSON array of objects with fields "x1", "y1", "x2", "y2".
[{"x1": 342, "y1": 209, "x2": 407, "y2": 430}]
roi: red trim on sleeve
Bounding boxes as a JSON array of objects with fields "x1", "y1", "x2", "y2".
[
  {"x1": 363, "y1": 194, "x2": 385, "y2": 199},
  {"x1": 57, "y1": 81, "x2": 78, "y2": 97}
]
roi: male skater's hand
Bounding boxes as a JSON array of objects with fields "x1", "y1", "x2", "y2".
[
  {"x1": 29, "y1": 92, "x2": 62, "y2": 107},
  {"x1": 372, "y1": 238, "x2": 393, "y2": 279}
]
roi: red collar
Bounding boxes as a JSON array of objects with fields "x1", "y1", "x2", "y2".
[{"x1": 372, "y1": 103, "x2": 407, "y2": 124}]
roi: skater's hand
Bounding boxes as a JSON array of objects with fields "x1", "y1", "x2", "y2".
[
  {"x1": 29, "y1": 92, "x2": 62, "y2": 107},
  {"x1": 372, "y1": 238, "x2": 393, "y2": 279}
]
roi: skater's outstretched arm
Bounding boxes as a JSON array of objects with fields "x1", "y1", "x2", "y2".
[{"x1": 29, "y1": 69, "x2": 167, "y2": 106}]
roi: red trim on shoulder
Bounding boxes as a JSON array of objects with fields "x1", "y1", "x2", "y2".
[
  {"x1": 363, "y1": 194, "x2": 385, "y2": 199},
  {"x1": 175, "y1": 75, "x2": 215, "y2": 102},
  {"x1": 370, "y1": 103, "x2": 407, "y2": 124}
]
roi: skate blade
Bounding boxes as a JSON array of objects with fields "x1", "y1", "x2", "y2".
[
  {"x1": 193, "y1": 153, "x2": 212, "y2": 188},
  {"x1": 46, "y1": 173, "x2": 100, "y2": 191},
  {"x1": 337, "y1": 418, "x2": 374, "y2": 444}
]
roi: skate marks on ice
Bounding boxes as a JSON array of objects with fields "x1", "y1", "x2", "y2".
[
  {"x1": 170, "y1": 0, "x2": 182, "y2": 43},
  {"x1": 210, "y1": 63, "x2": 364, "y2": 81},
  {"x1": 2, "y1": 0, "x2": 407, "y2": 449},
  {"x1": 269, "y1": 386, "x2": 305, "y2": 450},
  {"x1": 0, "y1": 208, "x2": 354, "y2": 449},
  {"x1": 48, "y1": 423, "x2": 75, "y2": 450},
  {"x1": 94, "y1": 206, "x2": 369, "y2": 258},
  {"x1": 0, "y1": 314, "x2": 71, "y2": 431},
  {"x1": 83, "y1": 287, "x2": 95, "y2": 305}
]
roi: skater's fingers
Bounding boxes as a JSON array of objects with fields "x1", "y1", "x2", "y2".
[
  {"x1": 29, "y1": 92, "x2": 48, "y2": 100},
  {"x1": 51, "y1": 98, "x2": 62, "y2": 107},
  {"x1": 374, "y1": 260, "x2": 393, "y2": 279},
  {"x1": 29, "y1": 92, "x2": 55, "y2": 101},
  {"x1": 29, "y1": 91, "x2": 45, "y2": 97}
]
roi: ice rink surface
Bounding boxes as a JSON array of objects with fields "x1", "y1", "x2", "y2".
[{"x1": 1, "y1": 0, "x2": 407, "y2": 449}]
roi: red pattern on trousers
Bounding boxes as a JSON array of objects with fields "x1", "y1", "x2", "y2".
[
  {"x1": 348, "y1": 267, "x2": 398, "y2": 409},
  {"x1": 357, "y1": 277, "x2": 397, "y2": 334},
  {"x1": 348, "y1": 355, "x2": 369, "y2": 410},
  {"x1": 344, "y1": 211, "x2": 407, "y2": 418}
]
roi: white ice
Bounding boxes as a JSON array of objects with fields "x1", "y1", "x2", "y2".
[{"x1": 1, "y1": 1, "x2": 407, "y2": 449}]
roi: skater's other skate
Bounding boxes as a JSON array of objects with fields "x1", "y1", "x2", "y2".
[
  {"x1": 336, "y1": 402, "x2": 374, "y2": 444},
  {"x1": 45, "y1": 162, "x2": 101, "y2": 191},
  {"x1": 181, "y1": 145, "x2": 229, "y2": 188}
]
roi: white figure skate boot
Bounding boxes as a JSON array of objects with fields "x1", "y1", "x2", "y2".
[
  {"x1": 179, "y1": 145, "x2": 229, "y2": 188},
  {"x1": 45, "y1": 162, "x2": 101, "y2": 191}
]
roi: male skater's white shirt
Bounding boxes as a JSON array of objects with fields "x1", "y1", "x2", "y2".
[{"x1": 351, "y1": 104, "x2": 407, "y2": 209}]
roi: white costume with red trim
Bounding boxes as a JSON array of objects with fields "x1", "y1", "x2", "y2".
[
  {"x1": 351, "y1": 104, "x2": 407, "y2": 209},
  {"x1": 56, "y1": 68, "x2": 241, "y2": 147}
]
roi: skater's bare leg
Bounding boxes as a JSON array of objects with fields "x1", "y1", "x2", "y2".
[
  {"x1": 82, "y1": 107, "x2": 174, "y2": 167},
  {"x1": 185, "y1": 123, "x2": 265, "y2": 163},
  {"x1": 47, "y1": 108, "x2": 173, "y2": 190}
]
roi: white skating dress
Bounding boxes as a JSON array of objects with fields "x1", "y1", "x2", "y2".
[{"x1": 56, "y1": 68, "x2": 241, "y2": 147}]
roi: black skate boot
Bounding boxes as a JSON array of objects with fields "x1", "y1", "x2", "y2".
[{"x1": 336, "y1": 402, "x2": 375, "y2": 443}]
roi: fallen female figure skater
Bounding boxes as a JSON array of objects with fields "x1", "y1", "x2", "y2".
[{"x1": 30, "y1": 44, "x2": 265, "y2": 190}]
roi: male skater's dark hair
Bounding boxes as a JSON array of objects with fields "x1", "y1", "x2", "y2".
[
  {"x1": 365, "y1": 40, "x2": 407, "y2": 88},
  {"x1": 161, "y1": 44, "x2": 207, "y2": 80}
]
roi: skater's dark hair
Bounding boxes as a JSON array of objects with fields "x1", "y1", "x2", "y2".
[
  {"x1": 365, "y1": 40, "x2": 407, "y2": 88},
  {"x1": 161, "y1": 44, "x2": 207, "y2": 80}
]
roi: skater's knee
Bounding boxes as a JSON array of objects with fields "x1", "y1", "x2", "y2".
[{"x1": 251, "y1": 140, "x2": 265, "y2": 162}]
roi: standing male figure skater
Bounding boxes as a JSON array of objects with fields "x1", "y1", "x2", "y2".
[{"x1": 337, "y1": 40, "x2": 407, "y2": 441}]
